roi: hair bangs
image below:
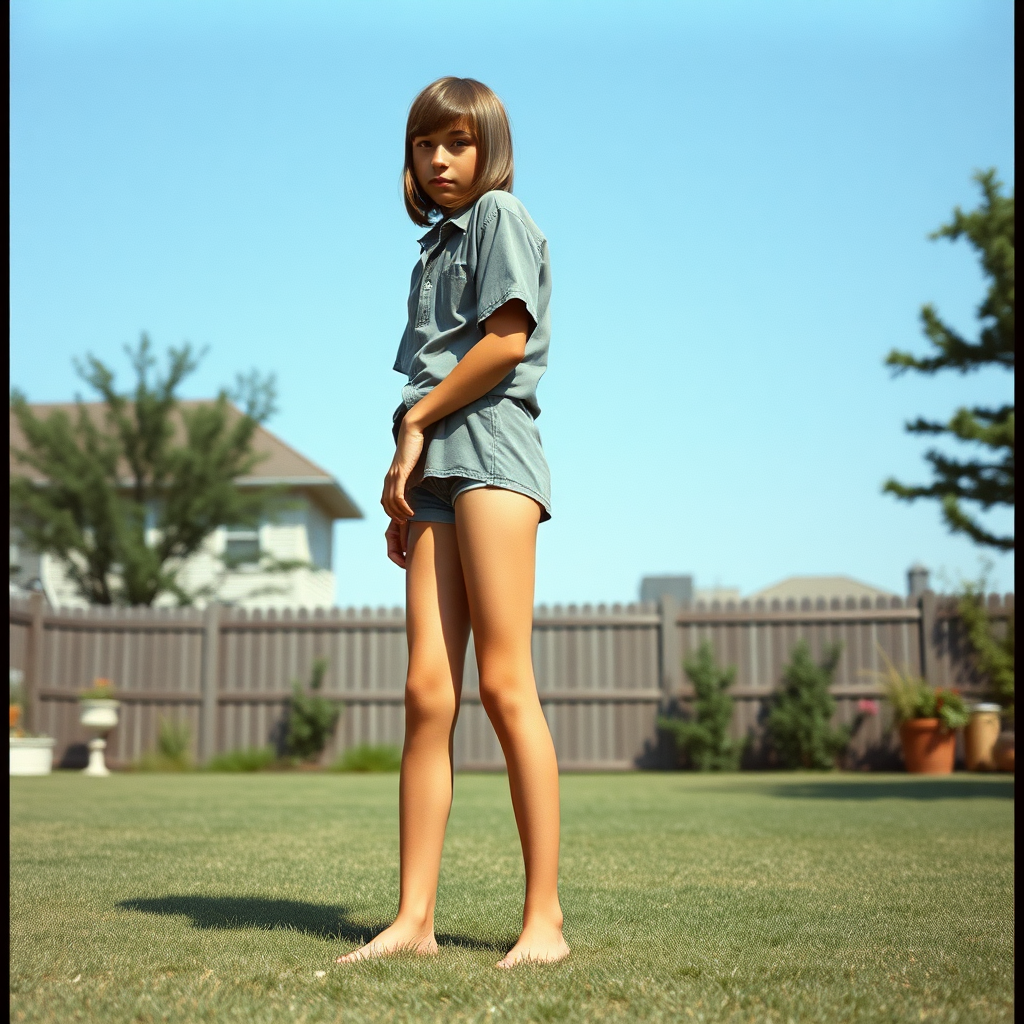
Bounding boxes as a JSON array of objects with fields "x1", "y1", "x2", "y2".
[{"x1": 403, "y1": 77, "x2": 514, "y2": 227}]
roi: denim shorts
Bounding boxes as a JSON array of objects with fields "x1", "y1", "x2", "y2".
[
  {"x1": 407, "y1": 477, "x2": 487, "y2": 525},
  {"x1": 394, "y1": 394, "x2": 552, "y2": 523}
]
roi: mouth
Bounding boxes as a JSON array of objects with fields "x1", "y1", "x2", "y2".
[{"x1": 430, "y1": 177, "x2": 455, "y2": 187}]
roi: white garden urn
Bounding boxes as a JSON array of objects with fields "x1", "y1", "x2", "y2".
[{"x1": 79, "y1": 699, "x2": 120, "y2": 776}]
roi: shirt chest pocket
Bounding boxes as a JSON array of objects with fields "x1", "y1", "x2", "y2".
[{"x1": 435, "y1": 259, "x2": 470, "y2": 329}]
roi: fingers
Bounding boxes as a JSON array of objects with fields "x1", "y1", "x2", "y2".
[
  {"x1": 385, "y1": 518, "x2": 408, "y2": 569},
  {"x1": 381, "y1": 467, "x2": 417, "y2": 523}
]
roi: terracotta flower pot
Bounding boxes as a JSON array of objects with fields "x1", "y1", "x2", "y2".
[{"x1": 899, "y1": 718, "x2": 956, "y2": 774}]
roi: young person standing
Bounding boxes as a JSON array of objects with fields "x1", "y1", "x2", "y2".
[{"x1": 336, "y1": 77, "x2": 568, "y2": 969}]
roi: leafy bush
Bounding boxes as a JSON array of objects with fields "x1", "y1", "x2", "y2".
[
  {"x1": 658, "y1": 642, "x2": 744, "y2": 770},
  {"x1": 158, "y1": 717, "x2": 191, "y2": 760},
  {"x1": 957, "y1": 581, "x2": 1014, "y2": 721},
  {"x1": 286, "y1": 658, "x2": 342, "y2": 762},
  {"x1": 131, "y1": 717, "x2": 192, "y2": 771},
  {"x1": 766, "y1": 640, "x2": 850, "y2": 769},
  {"x1": 205, "y1": 746, "x2": 278, "y2": 772},
  {"x1": 331, "y1": 744, "x2": 402, "y2": 772}
]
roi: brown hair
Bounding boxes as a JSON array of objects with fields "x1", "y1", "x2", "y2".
[{"x1": 403, "y1": 77, "x2": 514, "y2": 227}]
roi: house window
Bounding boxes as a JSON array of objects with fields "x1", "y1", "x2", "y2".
[{"x1": 224, "y1": 526, "x2": 261, "y2": 567}]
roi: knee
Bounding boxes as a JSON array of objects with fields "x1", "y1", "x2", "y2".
[
  {"x1": 478, "y1": 670, "x2": 534, "y2": 724},
  {"x1": 405, "y1": 670, "x2": 458, "y2": 725}
]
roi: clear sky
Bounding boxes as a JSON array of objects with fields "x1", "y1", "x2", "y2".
[{"x1": 10, "y1": 0, "x2": 1015, "y2": 608}]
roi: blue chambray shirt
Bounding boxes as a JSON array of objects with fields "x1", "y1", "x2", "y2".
[{"x1": 392, "y1": 190, "x2": 551, "y2": 423}]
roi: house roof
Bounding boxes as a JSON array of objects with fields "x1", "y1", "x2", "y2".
[
  {"x1": 9, "y1": 401, "x2": 362, "y2": 521},
  {"x1": 747, "y1": 575, "x2": 898, "y2": 602}
]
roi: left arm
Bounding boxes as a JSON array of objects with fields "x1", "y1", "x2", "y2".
[{"x1": 381, "y1": 299, "x2": 532, "y2": 523}]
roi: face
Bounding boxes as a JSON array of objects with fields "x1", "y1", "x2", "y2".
[{"x1": 411, "y1": 122, "x2": 479, "y2": 210}]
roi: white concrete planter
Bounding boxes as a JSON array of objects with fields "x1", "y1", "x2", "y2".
[
  {"x1": 79, "y1": 699, "x2": 120, "y2": 776},
  {"x1": 10, "y1": 736, "x2": 55, "y2": 776}
]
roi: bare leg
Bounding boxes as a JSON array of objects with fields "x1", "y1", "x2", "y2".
[
  {"x1": 336, "y1": 521, "x2": 470, "y2": 962},
  {"x1": 455, "y1": 487, "x2": 570, "y2": 968}
]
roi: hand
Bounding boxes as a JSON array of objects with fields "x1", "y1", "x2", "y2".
[
  {"x1": 385, "y1": 517, "x2": 409, "y2": 569},
  {"x1": 381, "y1": 418, "x2": 424, "y2": 522}
]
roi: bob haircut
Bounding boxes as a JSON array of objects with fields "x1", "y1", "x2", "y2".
[{"x1": 403, "y1": 77, "x2": 514, "y2": 227}]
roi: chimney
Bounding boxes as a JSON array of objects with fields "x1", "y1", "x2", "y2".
[{"x1": 907, "y1": 562, "x2": 930, "y2": 598}]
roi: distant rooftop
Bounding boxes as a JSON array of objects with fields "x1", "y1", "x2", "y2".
[
  {"x1": 10, "y1": 400, "x2": 362, "y2": 520},
  {"x1": 747, "y1": 575, "x2": 896, "y2": 602}
]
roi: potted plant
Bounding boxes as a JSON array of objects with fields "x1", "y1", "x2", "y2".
[
  {"x1": 79, "y1": 678, "x2": 120, "y2": 776},
  {"x1": 9, "y1": 669, "x2": 55, "y2": 776},
  {"x1": 880, "y1": 672, "x2": 970, "y2": 774}
]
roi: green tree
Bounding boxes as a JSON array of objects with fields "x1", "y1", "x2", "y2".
[
  {"x1": 957, "y1": 576, "x2": 1014, "y2": 722},
  {"x1": 766, "y1": 640, "x2": 850, "y2": 770},
  {"x1": 286, "y1": 658, "x2": 342, "y2": 762},
  {"x1": 10, "y1": 334, "x2": 301, "y2": 606},
  {"x1": 659, "y1": 641, "x2": 743, "y2": 770},
  {"x1": 882, "y1": 169, "x2": 1014, "y2": 551}
]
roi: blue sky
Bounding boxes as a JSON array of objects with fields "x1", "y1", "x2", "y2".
[{"x1": 10, "y1": 0, "x2": 1015, "y2": 607}]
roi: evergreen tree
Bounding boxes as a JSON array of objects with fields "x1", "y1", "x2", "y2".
[
  {"x1": 10, "y1": 334, "x2": 298, "y2": 606},
  {"x1": 658, "y1": 641, "x2": 743, "y2": 771},
  {"x1": 766, "y1": 640, "x2": 849, "y2": 770},
  {"x1": 882, "y1": 169, "x2": 1014, "y2": 551}
]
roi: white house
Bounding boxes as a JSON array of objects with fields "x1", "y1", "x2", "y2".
[{"x1": 9, "y1": 401, "x2": 362, "y2": 609}]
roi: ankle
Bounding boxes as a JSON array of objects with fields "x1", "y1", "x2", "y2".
[
  {"x1": 393, "y1": 910, "x2": 435, "y2": 936},
  {"x1": 522, "y1": 906, "x2": 564, "y2": 933}
]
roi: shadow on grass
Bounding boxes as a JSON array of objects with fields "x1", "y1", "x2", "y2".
[
  {"x1": 766, "y1": 778, "x2": 1014, "y2": 801},
  {"x1": 116, "y1": 895, "x2": 506, "y2": 952}
]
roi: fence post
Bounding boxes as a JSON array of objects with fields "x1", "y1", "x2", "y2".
[
  {"x1": 23, "y1": 592, "x2": 46, "y2": 734},
  {"x1": 199, "y1": 603, "x2": 221, "y2": 762},
  {"x1": 659, "y1": 595, "x2": 682, "y2": 701},
  {"x1": 918, "y1": 589, "x2": 937, "y2": 687}
]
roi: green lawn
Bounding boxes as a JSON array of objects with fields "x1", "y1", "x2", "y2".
[{"x1": 9, "y1": 772, "x2": 1014, "y2": 1024}]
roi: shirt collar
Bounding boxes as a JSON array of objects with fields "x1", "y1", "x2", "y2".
[{"x1": 417, "y1": 203, "x2": 474, "y2": 251}]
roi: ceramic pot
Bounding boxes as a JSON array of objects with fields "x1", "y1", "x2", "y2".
[
  {"x1": 899, "y1": 718, "x2": 956, "y2": 774},
  {"x1": 965, "y1": 704, "x2": 1003, "y2": 771},
  {"x1": 10, "y1": 736, "x2": 55, "y2": 776},
  {"x1": 993, "y1": 731, "x2": 1015, "y2": 772}
]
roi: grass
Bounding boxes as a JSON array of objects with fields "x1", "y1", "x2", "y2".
[
  {"x1": 9, "y1": 772, "x2": 1013, "y2": 1024},
  {"x1": 331, "y1": 744, "x2": 402, "y2": 772}
]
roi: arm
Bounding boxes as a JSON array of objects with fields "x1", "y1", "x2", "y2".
[{"x1": 381, "y1": 299, "x2": 532, "y2": 532}]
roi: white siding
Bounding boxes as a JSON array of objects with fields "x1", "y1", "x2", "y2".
[{"x1": 38, "y1": 490, "x2": 337, "y2": 610}]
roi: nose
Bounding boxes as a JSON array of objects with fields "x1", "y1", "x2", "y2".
[{"x1": 431, "y1": 146, "x2": 450, "y2": 170}]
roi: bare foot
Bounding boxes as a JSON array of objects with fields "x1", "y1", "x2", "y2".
[
  {"x1": 335, "y1": 922, "x2": 438, "y2": 963},
  {"x1": 495, "y1": 923, "x2": 570, "y2": 969}
]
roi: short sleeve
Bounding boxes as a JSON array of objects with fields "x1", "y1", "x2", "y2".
[{"x1": 473, "y1": 206, "x2": 543, "y2": 331}]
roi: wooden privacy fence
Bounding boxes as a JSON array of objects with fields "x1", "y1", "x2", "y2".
[{"x1": 9, "y1": 591, "x2": 1012, "y2": 771}]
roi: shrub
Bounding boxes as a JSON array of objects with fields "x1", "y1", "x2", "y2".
[
  {"x1": 132, "y1": 717, "x2": 192, "y2": 771},
  {"x1": 658, "y1": 642, "x2": 744, "y2": 770},
  {"x1": 766, "y1": 640, "x2": 850, "y2": 769},
  {"x1": 286, "y1": 658, "x2": 343, "y2": 762},
  {"x1": 957, "y1": 581, "x2": 1014, "y2": 721},
  {"x1": 205, "y1": 746, "x2": 278, "y2": 772},
  {"x1": 158, "y1": 717, "x2": 191, "y2": 760},
  {"x1": 331, "y1": 744, "x2": 402, "y2": 772}
]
